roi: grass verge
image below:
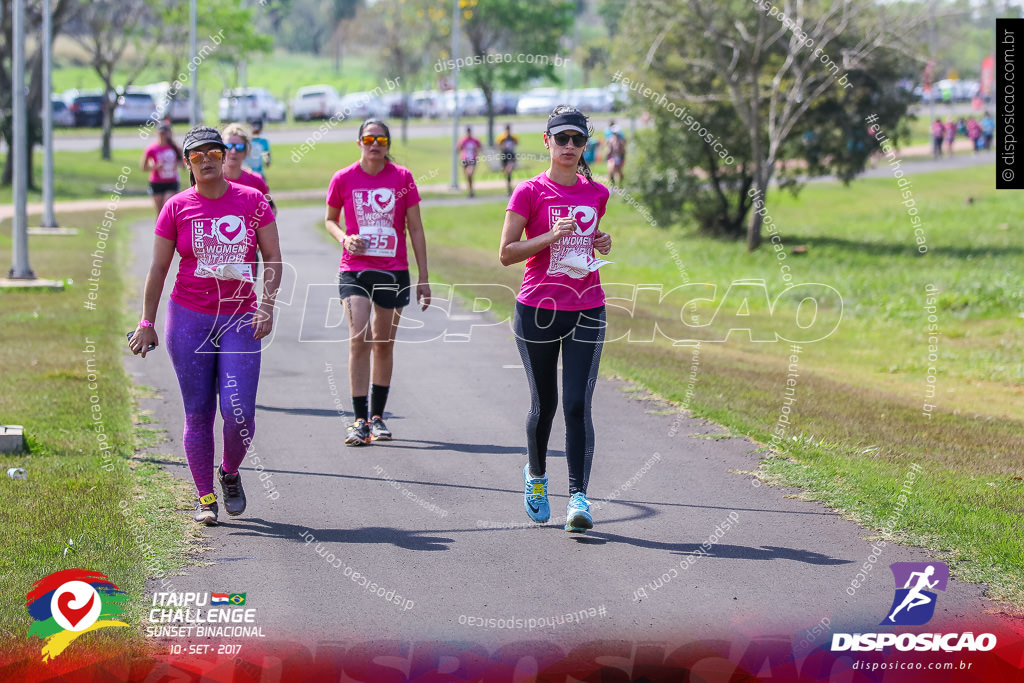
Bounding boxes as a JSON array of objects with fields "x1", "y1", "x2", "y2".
[{"x1": 0, "y1": 208, "x2": 196, "y2": 653}]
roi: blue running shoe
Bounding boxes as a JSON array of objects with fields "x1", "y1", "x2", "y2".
[
  {"x1": 565, "y1": 492, "x2": 593, "y2": 533},
  {"x1": 523, "y1": 464, "x2": 550, "y2": 523}
]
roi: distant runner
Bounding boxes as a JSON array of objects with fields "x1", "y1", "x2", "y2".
[
  {"x1": 497, "y1": 124, "x2": 518, "y2": 196},
  {"x1": 141, "y1": 122, "x2": 184, "y2": 214},
  {"x1": 458, "y1": 126, "x2": 483, "y2": 198}
]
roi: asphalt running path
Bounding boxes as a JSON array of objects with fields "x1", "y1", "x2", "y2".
[{"x1": 122, "y1": 202, "x2": 1014, "y2": 653}]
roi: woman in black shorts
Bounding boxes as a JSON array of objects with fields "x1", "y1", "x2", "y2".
[
  {"x1": 142, "y1": 123, "x2": 184, "y2": 214},
  {"x1": 325, "y1": 119, "x2": 431, "y2": 445}
]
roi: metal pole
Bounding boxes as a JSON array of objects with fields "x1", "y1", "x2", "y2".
[
  {"x1": 450, "y1": 0, "x2": 460, "y2": 190},
  {"x1": 189, "y1": 0, "x2": 200, "y2": 124},
  {"x1": 9, "y1": 0, "x2": 34, "y2": 278},
  {"x1": 41, "y1": 0, "x2": 57, "y2": 227}
]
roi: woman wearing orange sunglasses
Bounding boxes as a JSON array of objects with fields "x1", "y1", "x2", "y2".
[
  {"x1": 324, "y1": 118, "x2": 431, "y2": 446},
  {"x1": 130, "y1": 126, "x2": 282, "y2": 526}
]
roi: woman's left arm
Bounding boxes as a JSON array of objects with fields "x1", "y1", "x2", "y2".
[
  {"x1": 405, "y1": 204, "x2": 431, "y2": 311},
  {"x1": 254, "y1": 221, "x2": 283, "y2": 339}
]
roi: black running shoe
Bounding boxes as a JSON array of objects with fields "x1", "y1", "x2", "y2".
[
  {"x1": 194, "y1": 494, "x2": 219, "y2": 525},
  {"x1": 369, "y1": 416, "x2": 392, "y2": 441},
  {"x1": 218, "y1": 466, "x2": 247, "y2": 516},
  {"x1": 345, "y1": 418, "x2": 372, "y2": 446}
]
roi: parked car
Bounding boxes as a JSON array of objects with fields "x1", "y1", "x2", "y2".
[
  {"x1": 143, "y1": 82, "x2": 195, "y2": 123},
  {"x1": 49, "y1": 98, "x2": 74, "y2": 127},
  {"x1": 516, "y1": 87, "x2": 562, "y2": 116},
  {"x1": 440, "y1": 88, "x2": 487, "y2": 116},
  {"x1": 69, "y1": 92, "x2": 107, "y2": 127},
  {"x1": 113, "y1": 90, "x2": 157, "y2": 126},
  {"x1": 335, "y1": 91, "x2": 386, "y2": 120},
  {"x1": 411, "y1": 90, "x2": 442, "y2": 118},
  {"x1": 569, "y1": 87, "x2": 614, "y2": 113},
  {"x1": 292, "y1": 85, "x2": 341, "y2": 121},
  {"x1": 491, "y1": 91, "x2": 519, "y2": 115},
  {"x1": 218, "y1": 88, "x2": 287, "y2": 123}
]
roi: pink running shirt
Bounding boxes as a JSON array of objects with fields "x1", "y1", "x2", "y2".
[
  {"x1": 154, "y1": 183, "x2": 274, "y2": 315},
  {"x1": 229, "y1": 168, "x2": 269, "y2": 195},
  {"x1": 145, "y1": 143, "x2": 180, "y2": 183},
  {"x1": 326, "y1": 161, "x2": 421, "y2": 272},
  {"x1": 507, "y1": 171, "x2": 610, "y2": 311}
]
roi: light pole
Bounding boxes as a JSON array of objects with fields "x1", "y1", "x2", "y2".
[
  {"x1": 189, "y1": 0, "x2": 200, "y2": 124},
  {"x1": 9, "y1": 0, "x2": 34, "y2": 279},
  {"x1": 450, "y1": 0, "x2": 460, "y2": 190},
  {"x1": 40, "y1": 0, "x2": 57, "y2": 228}
]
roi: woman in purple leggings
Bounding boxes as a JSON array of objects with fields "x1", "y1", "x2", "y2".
[{"x1": 130, "y1": 126, "x2": 282, "y2": 526}]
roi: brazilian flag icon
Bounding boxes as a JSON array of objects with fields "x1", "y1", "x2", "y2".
[{"x1": 228, "y1": 593, "x2": 246, "y2": 605}]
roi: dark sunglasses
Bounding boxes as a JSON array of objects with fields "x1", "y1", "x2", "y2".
[
  {"x1": 224, "y1": 142, "x2": 247, "y2": 152},
  {"x1": 360, "y1": 135, "x2": 390, "y2": 146},
  {"x1": 550, "y1": 132, "x2": 588, "y2": 148}
]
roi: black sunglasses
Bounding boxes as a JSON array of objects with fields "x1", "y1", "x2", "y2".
[
  {"x1": 550, "y1": 131, "x2": 588, "y2": 148},
  {"x1": 224, "y1": 142, "x2": 247, "y2": 152}
]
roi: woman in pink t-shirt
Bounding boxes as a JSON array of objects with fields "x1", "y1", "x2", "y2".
[
  {"x1": 129, "y1": 126, "x2": 282, "y2": 526},
  {"x1": 141, "y1": 123, "x2": 184, "y2": 214},
  {"x1": 457, "y1": 126, "x2": 483, "y2": 198},
  {"x1": 499, "y1": 105, "x2": 612, "y2": 534},
  {"x1": 325, "y1": 119, "x2": 431, "y2": 446},
  {"x1": 222, "y1": 122, "x2": 276, "y2": 215}
]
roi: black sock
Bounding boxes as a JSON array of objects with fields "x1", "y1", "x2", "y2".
[
  {"x1": 370, "y1": 384, "x2": 390, "y2": 418},
  {"x1": 352, "y1": 396, "x2": 368, "y2": 422}
]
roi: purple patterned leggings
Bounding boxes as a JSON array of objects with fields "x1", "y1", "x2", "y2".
[{"x1": 165, "y1": 300, "x2": 261, "y2": 498}]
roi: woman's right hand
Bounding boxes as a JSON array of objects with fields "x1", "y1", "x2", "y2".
[
  {"x1": 549, "y1": 216, "x2": 576, "y2": 244},
  {"x1": 343, "y1": 234, "x2": 366, "y2": 255},
  {"x1": 129, "y1": 326, "x2": 159, "y2": 358}
]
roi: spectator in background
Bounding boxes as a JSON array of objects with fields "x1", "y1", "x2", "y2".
[
  {"x1": 931, "y1": 119, "x2": 944, "y2": 159},
  {"x1": 966, "y1": 117, "x2": 982, "y2": 153},
  {"x1": 497, "y1": 124, "x2": 519, "y2": 196},
  {"x1": 981, "y1": 112, "x2": 995, "y2": 150},
  {"x1": 944, "y1": 117, "x2": 956, "y2": 157},
  {"x1": 141, "y1": 122, "x2": 184, "y2": 214},
  {"x1": 604, "y1": 123, "x2": 626, "y2": 185},
  {"x1": 247, "y1": 119, "x2": 271, "y2": 177},
  {"x1": 458, "y1": 127, "x2": 483, "y2": 198}
]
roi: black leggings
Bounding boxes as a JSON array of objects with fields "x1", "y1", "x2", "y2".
[{"x1": 513, "y1": 302, "x2": 606, "y2": 495}]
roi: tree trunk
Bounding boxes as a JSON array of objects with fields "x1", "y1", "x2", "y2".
[{"x1": 101, "y1": 86, "x2": 114, "y2": 161}]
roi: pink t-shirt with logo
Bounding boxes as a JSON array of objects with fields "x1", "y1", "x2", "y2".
[
  {"x1": 229, "y1": 168, "x2": 269, "y2": 195},
  {"x1": 459, "y1": 137, "x2": 482, "y2": 163},
  {"x1": 145, "y1": 143, "x2": 180, "y2": 183},
  {"x1": 155, "y1": 184, "x2": 274, "y2": 315},
  {"x1": 507, "y1": 171, "x2": 610, "y2": 311},
  {"x1": 326, "y1": 161, "x2": 420, "y2": 272}
]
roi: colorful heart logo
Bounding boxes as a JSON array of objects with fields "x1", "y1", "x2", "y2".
[
  {"x1": 572, "y1": 206, "x2": 597, "y2": 235},
  {"x1": 57, "y1": 591, "x2": 94, "y2": 628},
  {"x1": 49, "y1": 581, "x2": 101, "y2": 632},
  {"x1": 370, "y1": 189, "x2": 395, "y2": 214},
  {"x1": 214, "y1": 215, "x2": 245, "y2": 244}
]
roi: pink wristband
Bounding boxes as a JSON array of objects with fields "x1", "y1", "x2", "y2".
[{"x1": 138, "y1": 319, "x2": 153, "y2": 328}]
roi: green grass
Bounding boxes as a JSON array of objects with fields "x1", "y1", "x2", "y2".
[
  {"x1": 0, "y1": 209, "x2": 196, "y2": 648},
  {"x1": 416, "y1": 162, "x2": 1024, "y2": 610}
]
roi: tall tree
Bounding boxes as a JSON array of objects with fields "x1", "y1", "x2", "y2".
[
  {"x1": 74, "y1": 0, "x2": 159, "y2": 160},
  {"x1": 0, "y1": 0, "x2": 77, "y2": 186},
  {"x1": 366, "y1": 0, "x2": 449, "y2": 142},
  {"x1": 461, "y1": 0, "x2": 574, "y2": 144},
  {"x1": 618, "y1": 0, "x2": 924, "y2": 250}
]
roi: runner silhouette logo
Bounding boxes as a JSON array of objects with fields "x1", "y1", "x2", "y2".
[{"x1": 883, "y1": 562, "x2": 949, "y2": 626}]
